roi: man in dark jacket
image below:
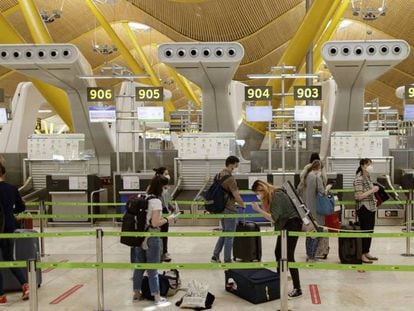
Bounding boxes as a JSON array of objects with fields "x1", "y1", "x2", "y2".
[{"x1": 0, "y1": 162, "x2": 29, "y2": 303}]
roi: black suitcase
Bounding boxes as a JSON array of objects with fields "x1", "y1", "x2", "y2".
[
  {"x1": 233, "y1": 221, "x2": 262, "y2": 262},
  {"x1": 338, "y1": 223, "x2": 362, "y2": 264},
  {"x1": 0, "y1": 229, "x2": 42, "y2": 291},
  {"x1": 225, "y1": 269, "x2": 280, "y2": 304}
]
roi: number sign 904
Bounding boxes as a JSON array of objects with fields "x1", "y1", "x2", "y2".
[
  {"x1": 293, "y1": 86, "x2": 322, "y2": 100},
  {"x1": 245, "y1": 86, "x2": 272, "y2": 101},
  {"x1": 135, "y1": 87, "x2": 163, "y2": 102},
  {"x1": 87, "y1": 87, "x2": 114, "y2": 102},
  {"x1": 406, "y1": 85, "x2": 414, "y2": 99}
]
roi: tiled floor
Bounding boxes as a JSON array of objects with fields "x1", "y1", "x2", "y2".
[{"x1": 1, "y1": 225, "x2": 414, "y2": 310}]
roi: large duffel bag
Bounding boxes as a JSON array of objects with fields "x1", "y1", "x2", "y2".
[{"x1": 225, "y1": 269, "x2": 280, "y2": 304}]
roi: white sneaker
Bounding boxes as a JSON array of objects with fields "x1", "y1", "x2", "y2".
[{"x1": 154, "y1": 297, "x2": 170, "y2": 306}]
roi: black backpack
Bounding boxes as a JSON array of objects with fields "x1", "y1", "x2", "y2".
[
  {"x1": 204, "y1": 174, "x2": 232, "y2": 214},
  {"x1": 120, "y1": 195, "x2": 156, "y2": 247}
]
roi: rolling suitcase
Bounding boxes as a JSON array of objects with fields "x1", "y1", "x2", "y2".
[
  {"x1": 338, "y1": 223, "x2": 362, "y2": 264},
  {"x1": 315, "y1": 212, "x2": 341, "y2": 259},
  {"x1": 0, "y1": 229, "x2": 42, "y2": 291},
  {"x1": 225, "y1": 269, "x2": 280, "y2": 304},
  {"x1": 233, "y1": 221, "x2": 262, "y2": 262}
]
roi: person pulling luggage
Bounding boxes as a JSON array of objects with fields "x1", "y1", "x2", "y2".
[
  {"x1": 0, "y1": 162, "x2": 29, "y2": 303},
  {"x1": 251, "y1": 180, "x2": 303, "y2": 299}
]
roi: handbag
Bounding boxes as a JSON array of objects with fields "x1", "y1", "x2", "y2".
[
  {"x1": 373, "y1": 182, "x2": 390, "y2": 207},
  {"x1": 315, "y1": 178, "x2": 335, "y2": 216}
]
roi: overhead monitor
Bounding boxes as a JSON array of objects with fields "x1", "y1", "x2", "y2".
[
  {"x1": 88, "y1": 106, "x2": 116, "y2": 123},
  {"x1": 0, "y1": 108, "x2": 7, "y2": 124},
  {"x1": 245, "y1": 106, "x2": 273, "y2": 122},
  {"x1": 137, "y1": 106, "x2": 164, "y2": 122},
  {"x1": 404, "y1": 105, "x2": 414, "y2": 121},
  {"x1": 294, "y1": 105, "x2": 321, "y2": 121}
]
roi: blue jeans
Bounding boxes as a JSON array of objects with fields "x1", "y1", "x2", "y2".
[
  {"x1": 305, "y1": 227, "x2": 322, "y2": 259},
  {"x1": 213, "y1": 208, "x2": 238, "y2": 262},
  {"x1": 131, "y1": 237, "x2": 161, "y2": 295}
]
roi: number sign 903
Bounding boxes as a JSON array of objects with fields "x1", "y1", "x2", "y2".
[{"x1": 293, "y1": 86, "x2": 322, "y2": 100}]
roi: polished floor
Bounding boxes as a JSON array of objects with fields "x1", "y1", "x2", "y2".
[{"x1": 1, "y1": 224, "x2": 414, "y2": 311}]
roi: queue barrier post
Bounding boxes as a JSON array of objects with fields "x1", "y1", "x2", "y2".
[
  {"x1": 402, "y1": 189, "x2": 414, "y2": 257},
  {"x1": 279, "y1": 229, "x2": 290, "y2": 311},
  {"x1": 96, "y1": 229, "x2": 105, "y2": 311},
  {"x1": 39, "y1": 201, "x2": 46, "y2": 257},
  {"x1": 28, "y1": 259, "x2": 38, "y2": 311}
]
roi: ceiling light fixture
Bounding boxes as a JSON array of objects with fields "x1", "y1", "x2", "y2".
[
  {"x1": 92, "y1": 44, "x2": 118, "y2": 55},
  {"x1": 351, "y1": 0, "x2": 387, "y2": 20},
  {"x1": 128, "y1": 22, "x2": 150, "y2": 32}
]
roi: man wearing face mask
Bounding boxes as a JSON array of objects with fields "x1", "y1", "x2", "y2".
[
  {"x1": 354, "y1": 158, "x2": 379, "y2": 263},
  {"x1": 153, "y1": 167, "x2": 174, "y2": 262},
  {"x1": 211, "y1": 156, "x2": 245, "y2": 263}
]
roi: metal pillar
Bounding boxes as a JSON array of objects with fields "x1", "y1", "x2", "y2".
[
  {"x1": 305, "y1": 0, "x2": 314, "y2": 151},
  {"x1": 28, "y1": 259, "x2": 38, "y2": 311},
  {"x1": 279, "y1": 230, "x2": 290, "y2": 311},
  {"x1": 402, "y1": 189, "x2": 414, "y2": 256},
  {"x1": 96, "y1": 229, "x2": 105, "y2": 310},
  {"x1": 39, "y1": 201, "x2": 45, "y2": 257},
  {"x1": 281, "y1": 68, "x2": 286, "y2": 172}
]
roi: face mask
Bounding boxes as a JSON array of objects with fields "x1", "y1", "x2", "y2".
[
  {"x1": 256, "y1": 194, "x2": 262, "y2": 201},
  {"x1": 165, "y1": 174, "x2": 171, "y2": 180},
  {"x1": 232, "y1": 167, "x2": 239, "y2": 173},
  {"x1": 366, "y1": 166, "x2": 374, "y2": 173}
]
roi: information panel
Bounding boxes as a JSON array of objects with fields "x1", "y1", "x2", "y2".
[
  {"x1": 88, "y1": 106, "x2": 116, "y2": 123},
  {"x1": 331, "y1": 131, "x2": 389, "y2": 158},
  {"x1": 137, "y1": 106, "x2": 164, "y2": 121},
  {"x1": 403, "y1": 105, "x2": 414, "y2": 121},
  {"x1": 27, "y1": 134, "x2": 85, "y2": 160},
  {"x1": 177, "y1": 133, "x2": 235, "y2": 159},
  {"x1": 0, "y1": 107, "x2": 7, "y2": 124},
  {"x1": 246, "y1": 106, "x2": 273, "y2": 122},
  {"x1": 87, "y1": 87, "x2": 114, "y2": 102},
  {"x1": 294, "y1": 105, "x2": 321, "y2": 121}
]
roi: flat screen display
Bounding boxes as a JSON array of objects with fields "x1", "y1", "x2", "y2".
[
  {"x1": 245, "y1": 106, "x2": 273, "y2": 122},
  {"x1": 404, "y1": 105, "x2": 414, "y2": 121},
  {"x1": 294, "y1": 105, "x2": 321, "y2": 121},
  {"x1": 0, "y1": 108, "x2": 7, "y2": 124},
  {"x1": 88, "y1": 106, "x2": 116, "y2": 123},
  {"x1": 137, "y1": 106, "x2": 164, "y2": 121}
]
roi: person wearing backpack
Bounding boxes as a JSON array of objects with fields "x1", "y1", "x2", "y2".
[
  {"x1": 130, "y1": 175, "x2": 176, "y2": 306},
  {"x1": 211, "y1": 156, "x2": 245, "y2": 263},
  {"x1": 0, "y1": 162, "x2": 29, "y2": 303},
  {"x1": 251, "y1": 179, "x2": 303, "y2": 299}
]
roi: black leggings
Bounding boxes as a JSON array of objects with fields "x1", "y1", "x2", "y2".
[
  {"x1": 160, "y1": 207, "x2": 169, "y2": 254},
  {"x1": 275, "y1": 218, "x2": 302, "y2": 290},
  {"x1": 0, "y1": 239, "x2": 27, "y2": 295},
  {"x1": 358, "y1": 205, "x2": 376, "y2": 254}
]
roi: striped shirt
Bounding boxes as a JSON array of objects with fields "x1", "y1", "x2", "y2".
[{"x1": 353, "y1": 173, "x2": 376, "y2": 212}]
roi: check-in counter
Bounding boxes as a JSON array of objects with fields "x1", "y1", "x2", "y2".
[{"x1": 46, "y1": 174, "x2": 101, "y2": 223}]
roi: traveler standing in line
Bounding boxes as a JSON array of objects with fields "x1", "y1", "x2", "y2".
[
  {"x1": 300, "y1": 160, "x2": 329, "y2": 262},
  {"x1": 299, "y1": 153, "x2": 327, "y2": 187},
  {"x1": 0, "y1": 162, "x2": 29, "y2": 303},
  {"x1": 131, "y1": 175, "x2": 176, "y2": 305},
  {"x1": 153, "y1": 167, "x2": 174, "y2": 262},
  {"x1": 211, "y1": 156, "x2": 245, "y2": 263},
  {"x1": 354, "y1": 158, "x2": 379, "y2": 264},
  {"x1": 251, "y1": 180, "x2": 303, "y2": 299}
]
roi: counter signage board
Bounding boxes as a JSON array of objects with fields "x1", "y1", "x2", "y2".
[
  {"x1": 69, "y1": 176, "x2": 88, "y2": 190},
  {"x1": 246, "y1": 106, "x2": 273, "y2": 122},
  {"x1": 135, "y1": 87, "x2": 163, "y2": 102},
  {"x1": 244, "y1": 86, "x2": 272, "y2": 101},
  {"x1": 87, "y1": 87, "x2": 114, "y2": 102},
  {"x1": 0, "y1": 108, "x2": 7, "y2": 124},
  {"x1": 406, "y1": 85, "x2": 414, "y2": 100},
  {"x1": 88, "y1": 106, "x2": 116, "y2": 123},
  {"x1": 294, "y1": 105, "x2": 321, "y2": 121},
  {"x1": 293, "y1": 86, "x2": 322, "y2": 100},
  {"x1": 403, "y1": 105, "x2": 414, "y2": 121},
  {"x1": 123, "y1": 176, "x2": 140, "y2": 190},
  {"x1": 137, "y1": 106, "x2": 164, "y2": 122}
]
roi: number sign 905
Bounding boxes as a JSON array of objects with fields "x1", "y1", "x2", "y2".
[
  {"x1": 135, "y1": 87, "x2": 163, "y2": 102},
  {"x1": 245, "y1": 86, "x2": 272, "y2": 101}
]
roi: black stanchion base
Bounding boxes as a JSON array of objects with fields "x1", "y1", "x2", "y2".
[{"x1": 401, "y1": 253, "x2": 414, "y2": 257}]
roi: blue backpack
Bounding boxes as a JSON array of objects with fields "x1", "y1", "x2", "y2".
[{"x1": 205, "y1": 174, "x2": 232, "y2": 213}]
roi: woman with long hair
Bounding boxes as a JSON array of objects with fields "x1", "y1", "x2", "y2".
[
  {"x1": 251, "y1": 180, "x2": 303, "y2": 299},
  {"x1": 354, "y1": 158, "x2": 379, "y2": 263}
]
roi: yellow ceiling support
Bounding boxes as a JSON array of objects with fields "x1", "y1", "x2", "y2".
[
  {"x1": 166, "y1": 66, "x2": 201, "y2": 107},
  {"x1": 18, "y1": 0, "x2": 52, "y2": 43},
  {"x1": 0, "y1": 11, "x2": 74, "y2": 131},
  {"x1": 246, "y1": 0, "x2": 342, "y2": 133},
  {"x1": 122, "y1": 22, "x2": 175, "y2": 118},
  {"x1": 85, "y1": 0, "x2": 152, "y2": 85}
]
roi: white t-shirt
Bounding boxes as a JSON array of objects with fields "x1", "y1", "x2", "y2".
[{"x1": 146, "y1": 197, "x2": 163, "y2": 226}]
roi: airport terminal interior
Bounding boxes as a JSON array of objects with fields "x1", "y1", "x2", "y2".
[{"x1": 0, "y1": 0, "x2": 414, "y2": 310}]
